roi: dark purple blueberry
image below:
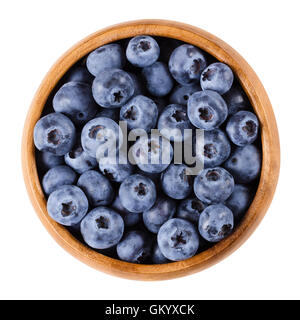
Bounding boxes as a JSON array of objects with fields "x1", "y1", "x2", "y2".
[{"x1": 169, "y1": 84, "x2": 201, "y2": 106}]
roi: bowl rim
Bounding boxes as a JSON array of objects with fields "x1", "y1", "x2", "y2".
[{"x1": 22, "y1": 19, "x2": 280, "y2": 280}]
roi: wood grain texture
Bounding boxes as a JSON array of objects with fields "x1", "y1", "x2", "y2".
[{"x1": 21, "y1": 20, "x2": 280, "y2": 280}]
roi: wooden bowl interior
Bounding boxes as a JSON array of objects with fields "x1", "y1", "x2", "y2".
[{"x1": 22, "y1": 20, "x2": 280, "y2": 280}]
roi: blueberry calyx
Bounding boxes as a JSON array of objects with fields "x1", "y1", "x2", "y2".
[
  {"x1": 202, "y1": 68, "x2": 214, "y2": 81},
  {"x1": 172, "y1": 110, "x2": 186, "y2": 122},
  {"x1": 206, "y1": 169, "x2": 220, "y2": 181},
  {"x1": 139, "y1": 41, "x2": 151, "y2": 51},
  {"x1": 47, "y1": 129, "x2": 61, "y2": 145},
  {"x1": 171, "y1": 231, "x2": 187, "y2": 247},
  {"x1": 134, "y1": 183, "x2": 147, "y2": 196},
  {"x1": 96, "y1": 216, "x2": 109, "y2": 229},
  {"x1": 61, "y1": 201, "x2": 75, "y2": 217},
  {"x1": 242, "y1": 120, "x2": 256, "y2": 137},
  {"x1": 204, "y1": 144, "x2": 217, "y2": 159},
  {"x1": 199, "y1": 107, "x2": 213, "y2": 121},
  {"x1": 113, "y1": 91, "x2": 123, "y2": 103},
  {"x1": 69, "y1": 146, "x2": 83, "y2": 159},
  {"x1": 190, "y1": 59, "x2": 202, "y2": 74},
  {"x1": 123, "y1": 106, "x2": 137, "y2": 120},
  {"x1": 88, "y1": 125, "x2": 104, "y2": 139},
  {"x1": 191, "y1": 200, "x2": 204, "y2": 213}
]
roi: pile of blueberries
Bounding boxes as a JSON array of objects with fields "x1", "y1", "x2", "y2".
[{"x1": 34, "y1": 35, "x2": 261, "y2": 264}]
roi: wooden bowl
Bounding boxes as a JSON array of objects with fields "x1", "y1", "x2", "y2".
[{"x1": 22, "y1": 20, "x2": 280, "y2": 280}]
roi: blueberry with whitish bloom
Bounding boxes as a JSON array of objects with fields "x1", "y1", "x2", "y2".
[
  {"x1": 117, "y1": 230, "x2": 152, "y2": 263},
  {"x1": 119, "y1": 174, "x2": 157, "y2": 213},
  {"x1": 152, "y1": 242, "x2": 169, "y2": 264},
  {"x1": 226, "y1": 111, "x2": 259, "y2": 146},
  {"x1": 87, "y1": 44, "x2": 125, "y2": 76},
  {"x1": 36, "y1": 151, "x2": 64, "y2": 170},
  {"x1": 53, "y1": 82, "x2": 97, "y2": 125},
  {"x1": 223, "y1": 83, "x2": 249, "y2": 115},
  {"x1": 65, "y1": 141, "x2": 97, "y2": 174},
  {"x1": 120, "y1": 95, "x2": 158, "y2": 133},
  {"x1": 92, "y1": 69, "x2": 134, "y2": 108},
  {"x1": 161, "y1": 164, "x2": 193, "y2": 200},
  {"x1": 198, "y1": 204, "x2": 234, "y2": 242},
  {"x1": 64, "y1": 65, "x2": 94, "y2": 84},
  {"x1": 176, "y1": 197, "x2": 207, "y2": 223},
  {"x1": 131, "y1": 133, "x2": 173, "y2": 174},
  {"x1": 187, "y1": 90, "x2": 228, "y2": 130},
  {"x1": 157, "y1": 218, "x2": 199, "y2": 261},
  {"x1": 169, "y1": 84, "x2": 201, "y2": 106},
  {"x1": 42, "y1": 165, "x2": 77, "y2": 195},
  {"x1": 111, "y1": 195, "x2": 141, "y2": 227},
  {"x1": 194, "y1": 167, "x2": 234, "y2": 204},
  {"x1": 126, "y1": 35, "x2": 160, "y2": 68},
  {"x1": 99, "y1": 151, "x2": 134, "y2": 183},
  {"x1": 226, "y1": 184, "x2": 252, "y2": 221},
  {"x1": 47, "y1": 185, "x2": 89, "y2": 226},
  {"x1": 200, "y1": 62, "x2": 234, "y2": 95},
  {"x1": 80, "y1": 206, "x2": 124, "y2": 249},
  {"x1": 224, "y1": 144, "x2": 261, "y2": 183},
  {"x1": 81, "y1": 117, "x2": 123, "y2": 158},
  {"x1": 200, "y1": 129, "x2": 231, "y2": 168},
  {"x1": 169, "y1": 44, "x2": 207, "y2": 85},
  {"x1": 158, "y1": 104, "x2": 193, "y2": 142},
  {"x1": 143, "y1": 196, "x2": 176, "y2": 233},
  {"x1": 77, "y1": 170, "x2": 114, "y2": 206},
  {"x1": 142, "y1": 62, "x2": 173, "y2": 97},
  {"x1": 34, "y1": 112, "x2": 76, "y2": 156}
]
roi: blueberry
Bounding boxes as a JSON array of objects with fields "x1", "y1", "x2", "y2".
[
  {"x1": 158, "y1": 104, "x2": 193, "y2": 142},
  {"x1": 198, "y1": 204, "x2": 234, "y2": 242},
  {"x1": 111, "y1": 195, "x2": 141, "y2": 227},
  {"x1": 34, "y1": 112, "x2": 76, "y2": 156},
  {"x1": 169, "y1": 44, "x2": 207, "y2": 85},
  {"x1": 96, "y1": 108, "x2": 119, "y2": 122},
  {"x1": 129, "y1": 73, "x2": 144, "y2": 96},
  {"x1": 157, "y1": 218, "x2": 199, "y2": 261},
  {"x1": 201, "y1": 129, "x2": 231, "y2": 168},
  {"x1": 80, "y1": 206, "x2": 124, "y2": 249},
  {"x1": 150, "y1": 96, "x2": 167, "y2": 115},
  {"x1": 99, "y1": 152, "x2": 134, "y2": 183},
  {"x1": 226, "y1": 111, "x2": 259, "y2": 146},
  {"x1": 152, "y1": 242, "x2": 169, "y2": 264},
  {"x1": 223, "y1": 83, "x2": 249, "y2": 115},
  {"x1": 126, "y1": 35, "x2": 160, "y2": 67},
  {"x1": 53, "y1": 82, "x2": 97, "y2": 125},
  {"x1": 47, "y1": 185, "x2": 88, "y2": 226},
  {"x1": 119, "y1": 174, "x2": 157, "y2": 213},
  {"x1": 42, "y1": 165, "x2": 77, "y2": 195},
  {"x1": 161, "y1": 164, "x2": 193, "y2": 200},
  {"x1": 187, "y1": 90, "x2": 228, "y2": 130},
  {"x1": 92, "y1": 69, "x2": 134, "y2": 108},
  {"x1": 117, "y1": 230, "x2": 152, "y2": 263},
  {"x1": 169, "y1": 84, "x2": 201, "y2": 106},
  {"x1": 142, "y1": 62, "x2": 173, "y2": 97},
  {"x1": 176, "y1": 197, "x2": 207, "y2": 223},
  {"x1": 37, "y1": 151, "x2": 64, "y2": 170},
  {"x1": 143, "y1": 196, "x2": 176, "y2": 233},
  {"x1": 65, "y1": 142, "x2": 97, "y2": 174},
  {"x1": 200, "y1": 62, "x2": 234, "y2": 95},
  {"x1": 120, "y1": 95, "x2": 158, "y2": 132},
  {"x1": 65, "y1": 66, "x2": 94, "y2": 84},
  {"x1": 194, "y1": 167, "x2": 234, "y2": 204},
  {"x1": 226, "y1": 184, "x2": 252, "y2": 221},
  {"x1": 77, "y1": 170, "x2": 114, "y2": 206},
  {"x1": 81, "y1": 117, "x2": 123, "y2": 158},
  {"x1": 131, "y1": 133, "x2": 173, "y2": 173},
  {"x1": 87, "y1": 44, "x2": 125, "y2": 76},
  {"x1": 224, "y1": 144, "x2": 261, "y2": 183}
]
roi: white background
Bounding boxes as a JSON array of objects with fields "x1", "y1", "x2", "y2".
[{"x1": 0, "y1": 0, "x2": 298, "y2": 300}]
